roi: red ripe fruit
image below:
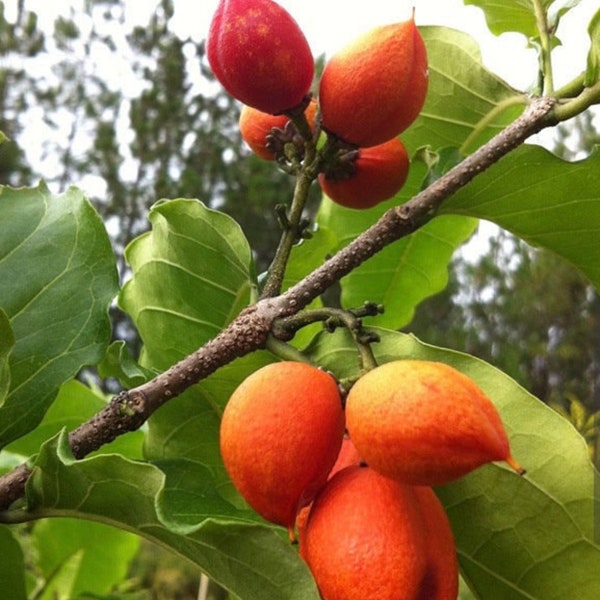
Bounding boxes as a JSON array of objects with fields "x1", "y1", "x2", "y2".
[
  {"x1": 239, "y1": 99, "x2": 318, "y2": 160},
  {"x1": 207, "y1": 0, "x2": 314, "y2": 114},
  {"x1": 318, "y1": 137, "x2": 410, "y2": 209},
  {"x1": 319, "y1": 17, "x2": 428, "y2": 147},
  {"x1": 219, "y1": 362, "x2": 345, "y2": 537}
]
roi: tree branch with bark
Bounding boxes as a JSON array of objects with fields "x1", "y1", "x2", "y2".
[{"x1": 0, "y1": 95, "x2": 560, "y2": 514}]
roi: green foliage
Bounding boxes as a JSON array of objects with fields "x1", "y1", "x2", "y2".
[
  {"x1": 0, "y1": 0, "x2": 600, "y2": 598},
  {"x1": 0, "y1": 184, "x2": 118, "y2": 450}
]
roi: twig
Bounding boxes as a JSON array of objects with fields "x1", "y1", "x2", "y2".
[{"x1": 0, "y1": 96, "x2": 557, "y2": 514}]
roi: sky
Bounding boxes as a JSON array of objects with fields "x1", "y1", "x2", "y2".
[{"x1": 7, "y1": 0, "x2": 598, "y2": 93}]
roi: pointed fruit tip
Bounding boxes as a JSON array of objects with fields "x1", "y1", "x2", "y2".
[{"x1": 506, "y1": 454, "x2": 526, "y2": 476}]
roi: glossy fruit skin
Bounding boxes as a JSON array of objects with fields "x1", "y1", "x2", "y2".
[
  {"x1": 301, "y1": 465, "x2": 428, "y2": 600},
  {"x1": 346, "y1": 360, "x2": 516, "y2": 486},
  {"x1": 414, "y1": 486, "x2": 459, "y2": 600},
  {"x1": 207, "y1": 0, "x2": 314, "y2": 114},
  {"x1": 319, "y1": 18, "x2": 428, "y2": 148},
  {"x1": 239, "y1": 99, "x2": 317, "y2": 160},
  {"x1": 219, "y1": 362, "x2": 345, "y2": 531},
  {"x1": 318, "y1": 137, "x2": 410, "y2": 209}
]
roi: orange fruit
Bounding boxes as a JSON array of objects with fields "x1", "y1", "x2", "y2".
[
  {"x1": 219, "y1": 361, "x2": 345, "y2": 537},
  {"x1": 318, "y1": 137, "x2": 409, "y2": 209},
  {"x1": 319, "y1": 17, "x2": 428, "y2": 148},
  {"x1": 301, "y1": 465, "x2": 428, "y2": 600},
  {"x1": 345, "y1": 360, "x2": 524, "y2": 486}
]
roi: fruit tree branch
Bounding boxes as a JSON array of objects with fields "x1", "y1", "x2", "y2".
[{"x1": 0, "y1": 95, "x2": 556, "y2": 514}]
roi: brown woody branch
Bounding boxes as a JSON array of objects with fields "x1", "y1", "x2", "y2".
[{"x1": 0, "y1": 96, "x2": 557, "y2": 513}]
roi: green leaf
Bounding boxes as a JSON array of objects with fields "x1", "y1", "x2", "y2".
[
  {"x1": 463, "y1": 0, "x2": 551, "y2": 38},
  {"x1": 317, "y1": 161, "x2": 478, "y2": 329},
  {"x1": 5, "y1": 379, "x2": 144, "y2": 460},
  {"x1": 405, "y1": 27, "x2": 527, "y2": 155},
  {"x1": 25, "y1": 432, "x2": 320, "y2": 600},
  {"x1": 38, "y1": 550, "x2": 83, "y2": 600},
  {"x1": 0, "y1": 308, "x2": 14, "y2": 403},
  {"x1": 97, "y1": 341, "x2": 153, "y2": 389},
  {"x1": 119, "y1": 199, "x2": 256, "y2": 372},
  {"x1": 33, "y1": 519, "x2": 140, "y2": 598},
  {"x1": 305, "y1": 327, "x2": 600, "y2": 599},
  {"x1": 0, "y1": 525, "x2": 27, "y2": 600},
  {"x1": 585, "y1": 7, "x2": 600, "y2": 86},
  {"x1": 0, "y1": 183, "x2": 118, "y2": 450},
  {"x1": 441, "y1": 144, "x2": 600, "y2": 290}
]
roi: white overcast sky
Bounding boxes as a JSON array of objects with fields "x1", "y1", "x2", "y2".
[{"x1": 7, "y1": 0, "x2": 598, "y2": 92}]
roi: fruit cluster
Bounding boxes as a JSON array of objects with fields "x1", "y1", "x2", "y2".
[
  {"x1": 207, "y1": 0, "x2": 428, "y2": 210},
  {"x1": 219, "y1": 360, "x2": 525, "y2": 600}
]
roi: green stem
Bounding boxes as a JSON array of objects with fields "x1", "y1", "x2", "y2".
[
  {"x1": 553, "y1": 79, "x2": 600, "y2": 122},
  {"x1": 259, "y1": 170, "x2": 315, "y2": 298},
  {"x1": 460, "y1": 95, "x2": 529, "y2": 154},
  {"x1": 554, "y1": 72, "x2": 586, "y2": 99},
  {"x1": 265, "y1": 335, "x2": 312, "y2": 363},
  {"x1": 533, "y1": 0, "x2": 555, "y2": 95}
]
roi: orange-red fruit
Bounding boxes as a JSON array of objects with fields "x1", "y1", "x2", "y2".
[
  {"x1": 318, "y1": 137, "x2": 410, "y2": 209},
  {"x1": 219, "y1": 362, "x2": 345, "y2": 534},
  {"x1": 295, "y1": 435, "x2": 362, "y2": 539},
  {"x1": 207, "y1": 0, "x2": 314, "y2": 114},
  {"x1": 346, "y1": 360, "x2": 525, "y2": 486},
  {"x1": 301, "y1": 466, "x2": 429, "y2": 600},
  {"x1": 414, "y1": 486, "x2": 459, "y2": 600},
  {"x1": 319, "y1": 17, "x2": 428, "y2": 148},
  {"x1": 239, "y1": 99, "x2": 317, "y2": 160}
]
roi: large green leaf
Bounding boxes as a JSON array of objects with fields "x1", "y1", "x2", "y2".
[
  {"x1": 0, "y1": 309, "x2": 14, "y2": 403},
  {"x1": 305, "y1": 327, "x2": 600, "y2": 600},
  {"x1": 404, "y1": 27, "x2": 527, "y2": 156},
  {"x1": 441, "y1": 144, "x2": 600, "y2": 290},
  {"x1": 0, "y1": 184, "x2": 118, "y2": 450},
  {"x1": 33, "y1": 518, "x2": 140, "y2": 598},
  {"x1": 119, "y1": 199, "x2": 256, "y2": 372},
  {"x1": 316, "y1": 160, "x2": 478, "y2": 330},
  {"x1": 25, "y1": 432, "x2": 320, "y2": 600},
  {"x1": 0, "y1": 525, "x2": 27, "y2": 600}
]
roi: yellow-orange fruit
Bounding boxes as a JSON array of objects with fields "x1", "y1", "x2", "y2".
[
  {"x1": 346, "y1": 360, "x2": 525, "y2": 486},
  {"x1": 413, "y1": 487, "x2": 459, "y2": 600},
  {"x1": 239, "y1": 99, "x2": 317, "y2": 160},
  {"x1": 319, "y1": 17, "x2": 428, "y2": 147},
  {"x1": 301, "y1": 465, "x2": 428, "y2": 600},
  {"x1": 219, "y1": 362, "x2": 345, "y2": 534},
  {"x1": 207, "y1": 0, "x2": 314, "y2": 114},
  {"x1": 318, "y1": 137, "x2": 409, "y2": 209}
]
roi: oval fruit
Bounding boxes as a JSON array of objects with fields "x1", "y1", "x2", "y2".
[
  {"x1": 319, "y1": 17, "x2": 428, "y2": 147},
  {"x1": 345, "y1": 360, "x2": 525, "y2": 486},
  {"x1": 219, "y1": 361, "x2": 345, "y2": 536},
  {"x1": 318, "y1": 137, "x2": 410, "y2": 209},
  {"x1": 301, "y1": 465, "x2": 428, "y2": 600},
  {"x1": 207, "y1": 0, "x2": 314, "y2": 114}
]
